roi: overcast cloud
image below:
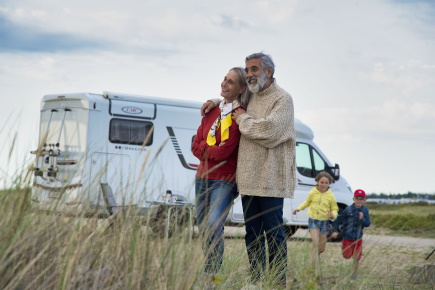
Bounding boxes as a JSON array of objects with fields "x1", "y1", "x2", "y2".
[{"x1": 0, "y1": 0, "x2": 434, "y2": 193}]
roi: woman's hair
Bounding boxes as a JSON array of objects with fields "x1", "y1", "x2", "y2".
[
  {"x1": 315, "y1": 171, "x2": 335, "y2": 184},
  {"x1": 230, "y1": 67, "x2": 252, "y2": 107}
]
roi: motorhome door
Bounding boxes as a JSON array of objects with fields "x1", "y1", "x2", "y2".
[{"x1": 90, "y1": 153, "x2": 132, "y2": 206}]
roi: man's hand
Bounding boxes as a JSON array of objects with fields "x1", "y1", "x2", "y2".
[
  {"x1": 201, "y1": 101, "x2": 216, "y2": 116},
  {"x1": 232, "y1": 107, "x2": 246, "y2": 120},
  {"x1": 359, "y1": 212, "x2": 364, "y2": 220},
  {"x1": 331, "y1": 232, "x2": 338, "y2": 239}
]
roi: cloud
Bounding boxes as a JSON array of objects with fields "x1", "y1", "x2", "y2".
[
  {"x1": 390, "y1": 0, "x2": 435, "y2": 9},
  {"x1": 0, "y1": 13, "x2": 182, "y2": 56},
  {"x1": 0, "y1": 3, "x2": 184, "y2": 53},
  {"x1": 0, "y1": 0, "x2": 434, "y2": 193},
  {"x1": 217, "y1": 15, "x2": 250, "y2": 29},
  {"x1": 0, "y1": 16, "x2": 107, "y2": 52},
  {"x1": 0, "y1": 0, "x2": 301, "y2": 54},
  {"x1": 9, "y1": 56, "x2": 63, "y2": 81},
  {"x1": 362, "y1": 58, "x2": 435, "y2": 95},
  {"x1": 301, "y1": 99, "x2": 435, "y2": 144},
  {"x1": 388, "y1": 0, "x2": 435, "y2": 38}
]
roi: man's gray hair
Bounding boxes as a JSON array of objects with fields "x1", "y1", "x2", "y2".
[{"x1": 245, "y1": 52, "x2": 275, "y2": 78}]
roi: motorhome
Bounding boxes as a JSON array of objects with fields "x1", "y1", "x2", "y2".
[{"x1": 31, "y1": 91, "x2": 353, "y2": 235}]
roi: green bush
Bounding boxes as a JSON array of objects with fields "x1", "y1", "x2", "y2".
[
  {"x1": 371, "y1": 213, "x2": 435, "y2": 232},
  {"x1": 366, "y1": 201, "x2": 431, "y2": 210}
]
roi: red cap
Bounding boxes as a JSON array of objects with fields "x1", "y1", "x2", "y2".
[{"x1": 354, "y1": 189, "x2": 366, "y2": 198}]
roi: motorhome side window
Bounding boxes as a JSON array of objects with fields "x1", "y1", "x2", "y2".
[
  {"x1": 109, "y1": 118, "x2": 153, "y2": 146},
  {"x1": 296, "y1": 142, "x2": 326, "y2": 178}
]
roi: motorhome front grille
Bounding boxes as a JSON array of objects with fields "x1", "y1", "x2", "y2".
[{"x1": 42, "y1": 100, "x2": 85, "y2": 111}]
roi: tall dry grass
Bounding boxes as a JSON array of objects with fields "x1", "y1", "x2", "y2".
[
  {"x1": 0, "y1": 131, "x2": 433, "y2": 289},
  {"x1": 0, "y1": 186, "x2": 291, "y2": 289},
  {"x1": 0, "y1": 189, "x2": 205, "y2": 289},
  {"x1": 1, "y1": 186, "x2": 433, "y2": 289}
]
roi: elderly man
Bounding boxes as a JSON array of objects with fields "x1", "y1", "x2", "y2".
[{"x1": 202, "y1": 52, "x2": 296, "y2": 287}]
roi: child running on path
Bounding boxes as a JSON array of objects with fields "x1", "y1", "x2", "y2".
[
  {"x1": 292, "y1": 172, "x2": 338, "y2": 267},
  {"x1": 332, "y1": 189, "x2": 370, "y2": 279}
]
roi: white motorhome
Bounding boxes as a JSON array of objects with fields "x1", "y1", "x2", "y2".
[{"x1": 31, "y1": 91, "x2": 353, "y2": 235}]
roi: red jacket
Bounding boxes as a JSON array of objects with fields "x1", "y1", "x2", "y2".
[{"x1": 192, "y1": 106, "x2": 241, "y2": 181}]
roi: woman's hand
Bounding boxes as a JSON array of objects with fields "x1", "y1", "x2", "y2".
[
  {"x1": 327, "y1": 212, "x2": 334, "y2": 219},
  {"x1": 292, "y1": 209, "x2": 300, "y2": 215}
]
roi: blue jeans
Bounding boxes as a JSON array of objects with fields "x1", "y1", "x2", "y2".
[
  {"x1": 308, "y1": 217, "x2": 329, "y2": 234},
  {"x1": 195, "y1": 178, "x2": 238, "y2": 273},
  {"x1": 242, "y1": 195, "x2": 287, "y2": 287}
]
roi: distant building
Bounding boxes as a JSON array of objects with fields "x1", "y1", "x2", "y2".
[{"x1": 368, "y1": 198, "x2": 435, "y2": 205}]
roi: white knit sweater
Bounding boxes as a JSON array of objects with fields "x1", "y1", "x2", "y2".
[{"x1": 235, "y1": 81, "x2": 296, "y2": 198}]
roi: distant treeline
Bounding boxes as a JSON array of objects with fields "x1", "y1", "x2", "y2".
[{"x1": 367, "y1": 192, "x2": 435, "y2": 200}]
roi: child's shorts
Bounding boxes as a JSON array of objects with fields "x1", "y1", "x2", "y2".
[
  {"x1": 308, "y1": 218, "x2": 329, "y2": 234},
  {"x1": 342, "y1": 238, "x2": 363, "y2": 260}
]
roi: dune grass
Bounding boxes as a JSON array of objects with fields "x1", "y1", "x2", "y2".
[
  {"x1": 365, "y1": 202, "x2": 435, "y2": 239},
  {"x1": 366, "y1": 201, "x2": 435, "y2": 216},
  {"x1": 0, "y1": 187, "x2": 434, "y2": 289},
  {"x1": 0, "y1": 151, "x2": 432, "y2": 288}
]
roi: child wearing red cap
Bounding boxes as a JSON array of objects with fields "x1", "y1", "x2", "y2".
[{"x1": 332, "y1": 189, "x2": 371, "y2": 280}]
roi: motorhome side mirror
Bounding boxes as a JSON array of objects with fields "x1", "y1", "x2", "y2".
[{"x1": 326, "y1": 163, "x2": 340, "y2": 181}]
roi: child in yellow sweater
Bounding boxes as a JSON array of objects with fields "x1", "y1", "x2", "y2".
[{"x1": 293, "y1": 172, "x2": 338, "y2": 265}]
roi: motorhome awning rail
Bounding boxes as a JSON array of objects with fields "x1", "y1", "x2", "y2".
[{"x1": 103, "y1": 91, "x2": 202, "y2": 109}]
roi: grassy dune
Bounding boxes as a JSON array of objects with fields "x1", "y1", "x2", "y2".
[
  {"x1": 0, "y1": 188, "x2": 434, "y2": 289},
  {"x1": 366, "y1": 201, "x2": 435, "y2": 216},
  {"x1": 366, "y1": 202, "x2": 435, "y2": 239}
]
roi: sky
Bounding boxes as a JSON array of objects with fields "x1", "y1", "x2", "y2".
[{"x1": 0, "y1": 0, "x2": 434, "y2": 194}]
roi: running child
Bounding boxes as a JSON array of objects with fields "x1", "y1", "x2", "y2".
[
  {"x1": 292, "y1": 171, "x2": 338, "y2": 265},
  {"x1": 332, "y1": 189, "x2": 370, "y2": 280}
]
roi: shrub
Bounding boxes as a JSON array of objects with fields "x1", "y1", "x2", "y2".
[{"x1": 371, "y1": 213, "x2": 435, "y2": 232}]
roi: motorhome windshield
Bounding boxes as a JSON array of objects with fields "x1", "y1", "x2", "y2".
[{"x1": 296, "y1": 142, "x2": 327, "y2": 178}]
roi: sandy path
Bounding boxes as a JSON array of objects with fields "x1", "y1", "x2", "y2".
[
  {"x1": 223, "y1": 226, "x2": 435, "y2": 249},
  {"x1": 294, "y1": 228, "x2": 435, "y2": 248}
]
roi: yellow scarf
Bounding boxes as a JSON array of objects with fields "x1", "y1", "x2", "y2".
[{"x1": 206, "y1": 100, "x2": 240, "y2": 145}]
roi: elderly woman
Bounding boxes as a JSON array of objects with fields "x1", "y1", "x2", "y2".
[{"x1": 191, "y1": 67, "x2": 250, "y2": 275}]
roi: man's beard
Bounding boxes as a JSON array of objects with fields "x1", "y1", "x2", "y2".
[{"x1": 247, "y1": 73, "x2": 267, "y2": 93}]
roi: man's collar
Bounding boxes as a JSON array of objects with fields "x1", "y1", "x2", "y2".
[{"x1": 257, "y1": 79, "x2": 276, "y2": 95}]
